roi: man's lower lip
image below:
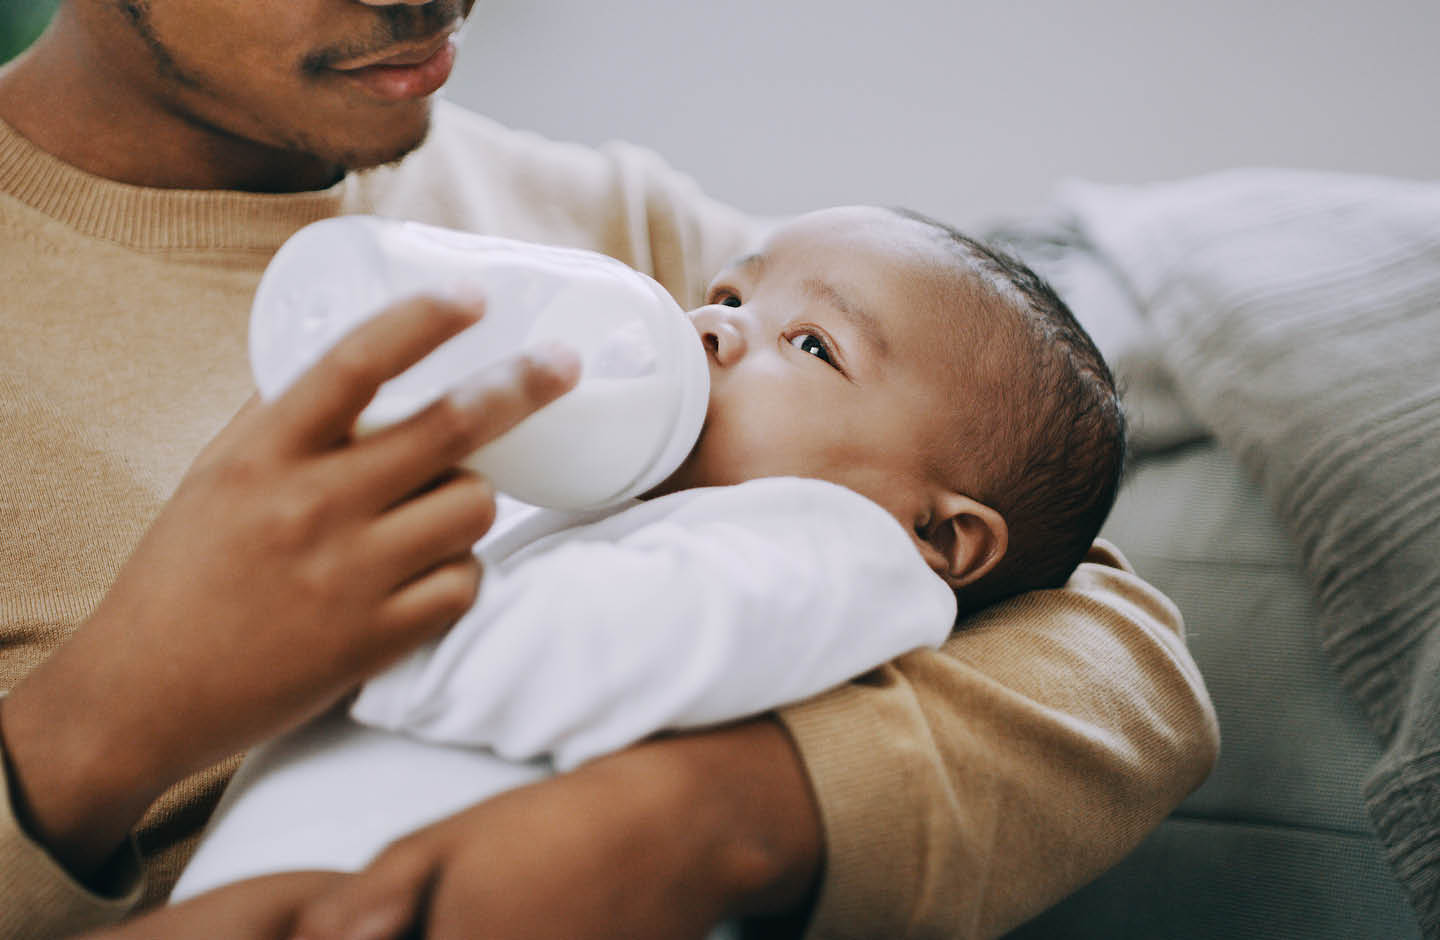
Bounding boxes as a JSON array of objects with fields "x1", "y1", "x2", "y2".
[{"x1": 332, "y1": 40, "x2": 457, "y2": 101}]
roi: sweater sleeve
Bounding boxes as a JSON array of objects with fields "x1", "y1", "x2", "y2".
[
  {"x1": 775, "y1": 540, "x2": 1219, "y2": 940},
  {"x1": 0, "y1": 735, "x2": 143, "y2": 938},
  {"x1": 351, "y1": 479, "x2": 955, "y2": 772}
]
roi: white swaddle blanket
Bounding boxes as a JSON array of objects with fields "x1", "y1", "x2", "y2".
[{"x1": 173, "y1": 476, "x2": 954, "y2": 900}]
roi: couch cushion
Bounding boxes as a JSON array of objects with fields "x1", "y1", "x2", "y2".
[
  {"x1": 1008, "y1": 441, "x2": 1419, "y2": 938},
  {"x1": 1061, "y1": 170, "x2": 1440, "y2": 930}
]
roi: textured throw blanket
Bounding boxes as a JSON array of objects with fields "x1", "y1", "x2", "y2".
[{"x1": 1037, "y1": 169, "x2": 1440, "y2": 934}]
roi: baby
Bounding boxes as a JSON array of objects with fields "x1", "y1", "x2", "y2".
[{"x1": 166, "y1": 205, "x2": 1125, "y2": 914}]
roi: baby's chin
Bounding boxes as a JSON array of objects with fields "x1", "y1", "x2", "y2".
[{"x1": 637, "y1": 437, "x2": 733, "y2": 500}]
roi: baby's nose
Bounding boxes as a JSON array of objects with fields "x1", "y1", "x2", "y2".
[{"x1": 689, "y1": 305, "x2": 748, "y2": 367}]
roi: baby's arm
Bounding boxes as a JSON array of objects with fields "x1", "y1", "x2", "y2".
[{"x1": 351, "y1": 476, "x2": 955, "y2": 770}]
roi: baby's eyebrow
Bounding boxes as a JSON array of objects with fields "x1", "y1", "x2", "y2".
[
  {"x1": 733, "y1": 252, "x2": 766, "y2": 276},
  {"x1": 802, "y1": 277, "x2": 891, "y2": 359}
]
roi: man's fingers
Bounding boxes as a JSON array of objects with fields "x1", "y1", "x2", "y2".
[
  {"x1": 363, "y1": 472, "x2": 496, "y2": 585},
  {"x1": 271, "y1": 296, "x2": 484, "y2": 453},
  {"x1": 290, "y1": 842, "x2": 439, "y2": 940},
  {"x1": 376, "y1": 555, "x2": 485, "y2": 648},
  {"x1": 344, "y1": 343, "x2": 580, "y2": 507}
]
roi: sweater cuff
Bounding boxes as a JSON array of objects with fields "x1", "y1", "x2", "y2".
[{"x1": 0, "y1": 734, "x2": 144, "y2": 937}]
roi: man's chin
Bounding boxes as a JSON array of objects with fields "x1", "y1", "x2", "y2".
[{"x1": 332, "y1": 105, "x2": 435, "y2": 172}]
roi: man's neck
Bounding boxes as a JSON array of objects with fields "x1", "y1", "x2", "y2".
[{"x1": 0, "y1": 33, "x2": 343, "y2": 194}]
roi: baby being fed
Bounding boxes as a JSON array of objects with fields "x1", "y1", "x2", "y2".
[{"x1": 168, "y1": 204, "x2": 1125, "y2": 914}]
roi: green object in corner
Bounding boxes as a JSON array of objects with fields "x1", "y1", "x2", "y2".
[{"x1": 0, "y1": 0, "x2": 60, "y2": 65}]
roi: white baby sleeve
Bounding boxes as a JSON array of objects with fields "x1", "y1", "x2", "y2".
[{"x1": 350, "y1": 477, "x2": 955, "y2": 770}]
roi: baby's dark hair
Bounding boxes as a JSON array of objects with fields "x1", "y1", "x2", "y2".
[{"x1": 891, "y1": 208, "x2": 1127, "y2": 616}]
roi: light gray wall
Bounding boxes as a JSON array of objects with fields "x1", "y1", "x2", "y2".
[{"x1": 446, "y1": 0, "x2": 1437, "y2": 228}]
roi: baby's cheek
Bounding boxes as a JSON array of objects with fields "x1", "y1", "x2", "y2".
[{"x1": 696, "y1": 426, "x2": 774, "y2": 487}]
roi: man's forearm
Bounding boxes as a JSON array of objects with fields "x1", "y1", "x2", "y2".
[
  {"x1": 612, "y1": 718, "x2": 825, "y2": 924},
  {"x1": 281, "y1": 715, "x2": 825, "y2": 940}
]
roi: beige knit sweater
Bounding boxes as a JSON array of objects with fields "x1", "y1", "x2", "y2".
[{"x1": 0, "y1": 102, "x2": 1219, "y2": 939}]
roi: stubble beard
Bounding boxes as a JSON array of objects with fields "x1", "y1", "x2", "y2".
[{"x1": 115, "y1": 0, "x2": 467, "y2": 174}]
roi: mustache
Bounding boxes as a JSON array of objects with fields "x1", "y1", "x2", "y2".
[{"x1": 302, "y1": 0, "x2": 471, "y2": 74}]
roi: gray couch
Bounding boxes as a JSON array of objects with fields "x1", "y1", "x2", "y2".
[
  {"x1": 1011, "y1": 441, "x2": 1420, "y2": 938},
  {"x1": 996, "y1": 170, "x2": 1438, "y2": 938}
]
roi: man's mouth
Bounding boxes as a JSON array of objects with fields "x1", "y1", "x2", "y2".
[{"x1": 327, "y1": 30, "x2": 460, "y2": 101}]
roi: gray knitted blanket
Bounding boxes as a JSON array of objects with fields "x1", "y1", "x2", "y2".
[{"x1": 1055, "y1": 170, "x2": 1440, "y2": 935}]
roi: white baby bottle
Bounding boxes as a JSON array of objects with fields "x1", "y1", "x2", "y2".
[{"x1": 249, "y1": 216, "x2": 709, "y2": 510}]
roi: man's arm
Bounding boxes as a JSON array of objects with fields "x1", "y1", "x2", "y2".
[
  {"x1": 0, "y1": 298, "x2": 579, "y2": 937},
  {"x1": 279, "y1": 718, "x2": 819, "y2": 940},
  {"x1": 779, "y1": 541, "x2": 1219, "y2": 938}
]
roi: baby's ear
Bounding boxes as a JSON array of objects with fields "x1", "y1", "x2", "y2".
[{"x1": 917, "y1": 494, "x2": 1008, "y2": 590}]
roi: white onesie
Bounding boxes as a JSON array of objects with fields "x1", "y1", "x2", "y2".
[{"x1": 172, "y1": 476, "x2": 955, "y2": 901}]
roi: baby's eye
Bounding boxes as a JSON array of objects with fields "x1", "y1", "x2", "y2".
[
  {"x1": 707, "y1": 287, "x2": 742, "y2": 308},
  {"x1": 788, "y1": 331, "x2": 836, "y2": 366}
]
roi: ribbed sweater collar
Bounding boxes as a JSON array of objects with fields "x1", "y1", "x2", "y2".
[{"x1": 0, "y1": 114, "x2": 350, "y2": 254}]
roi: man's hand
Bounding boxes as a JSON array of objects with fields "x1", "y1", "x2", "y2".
[
  {"x1": 0, "y1": 296, "x2": 579, "y2": 880},
  {"x1": 287, "y1": 720, "x2": 823, "y2": 940}
]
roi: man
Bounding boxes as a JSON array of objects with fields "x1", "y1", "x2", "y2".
[{"x1": 0, "y1": 1, "x2": 1219, "y2": 937}]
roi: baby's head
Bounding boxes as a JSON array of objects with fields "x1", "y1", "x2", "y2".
[{"x1": 653, "y1": 205, "x2": 1124, "y2": 615}]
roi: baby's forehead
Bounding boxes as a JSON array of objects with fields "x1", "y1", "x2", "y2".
[
  {"x1": 763, "y1": 206, "x2": 944, "y2": 260},
  {"x1": 766, "y1": 210, "x2": 990, "y2": 303},
  {"x1": 757, "y1": 209, "x2": 964, "y2": 297}
]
